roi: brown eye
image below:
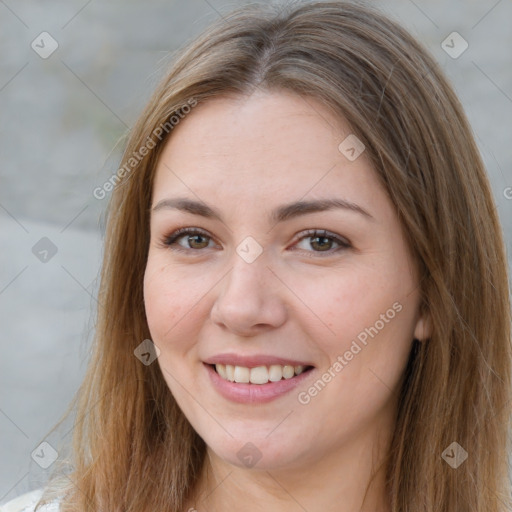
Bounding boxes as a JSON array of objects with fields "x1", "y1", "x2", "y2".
[
  {"x1": 183, "y1": 233, "x2": 210, "y2": 249},
  {"x1": 161, "y1": 227, "x2": 351, "y2": 257},
  {"x1": 163, "y1": 228, "x2": 214, "y2": 252},
  {"x1": 293, "y1": 229, "x2": 351, "y2": 255}
]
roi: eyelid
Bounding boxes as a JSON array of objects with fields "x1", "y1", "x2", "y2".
[
  {"x1": 162, "y1": 227, "x2": 215, "y2": 250},
  {"x1": 160, "y1": 226, "x2": 352, "y2": 255},
  {"x1": 290, "y1": 228, "x2": 351, "y2": 249}
]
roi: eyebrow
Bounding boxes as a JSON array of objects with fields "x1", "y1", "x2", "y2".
[{"x1": 151, "y1": 197, "x2": 374, "y2": 223}]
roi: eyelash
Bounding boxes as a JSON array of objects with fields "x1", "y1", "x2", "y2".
[{"x1": 160, "y1": 227, "x2": 351, "y2": 257}]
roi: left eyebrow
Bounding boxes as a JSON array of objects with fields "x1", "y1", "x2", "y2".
[{"x1": 151, "y1": 197, "x2": 375, "y2": 223}]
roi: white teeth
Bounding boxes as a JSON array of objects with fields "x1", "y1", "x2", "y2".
[
  {"x1": 213, "y1": 363, "x2": 308, "y2": 384},
  {"x1": 234, "y1": 366, "x2": 250, "y2": 383},
  {"x1": 282, "y1": 365, "x2": 295, "y2": 379},
  {"x1": 268, "y1": 364, "x2": 283, "y2": 382},
  {"x1": 216, "y1": 364, "x2": 228, "y2": 380},
  {"x1": 225, "y1": 364, "x2": 235, "y2": 382},
  {"x1": 250, "y1": 366, "x2": 269, "y2": 384}
]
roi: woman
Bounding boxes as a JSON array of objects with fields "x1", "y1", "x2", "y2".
[{"x1": 5, "y1": 1, "x2": 511, "y2": 511}]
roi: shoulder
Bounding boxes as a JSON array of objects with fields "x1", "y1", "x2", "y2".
[{"x1": 0, "y1": 489, "x2": 60, "y2": 512}]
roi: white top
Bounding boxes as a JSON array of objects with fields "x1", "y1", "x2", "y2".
[{"x1": 0, "y1": 489, "x2": 60, "y2": 512}]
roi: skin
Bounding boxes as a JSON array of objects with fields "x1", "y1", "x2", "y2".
[{"x1": 143, "y1": 89, "x2": 431, "y2": 512}]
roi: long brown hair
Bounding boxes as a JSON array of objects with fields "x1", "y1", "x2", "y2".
[{"x1": 38, "y1": 1, "x2": 512, "y2": 511}]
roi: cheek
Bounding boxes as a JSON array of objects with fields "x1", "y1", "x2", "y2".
[
  {"x1": 143, "y1": 258, "x2": 202, "y2": 346},
  {"x1": 297, "y1": 266, "x2": 406, "y2": 338},
  {"x1": 143, "y1": 260, "x2": 205, "y2": 395},
  {"x1": 302, "y1": 264, "x2": 416, "y2": 379}
]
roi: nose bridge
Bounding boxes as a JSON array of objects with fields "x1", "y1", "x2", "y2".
[
  {"x1": 211, "y1": 247, "x2": 287, "y2": 332},
  {"x1": 222, "y1": 247, "x2": 272, "y2": 303}
]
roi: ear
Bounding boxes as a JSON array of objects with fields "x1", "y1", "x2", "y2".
[{"x1": 413, "y1": 310, "x2": 432, "y2": 341}]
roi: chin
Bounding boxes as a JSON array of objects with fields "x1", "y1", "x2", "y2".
[{"x1": 204, "y1": 433, "x2": 306, "y2": 471}]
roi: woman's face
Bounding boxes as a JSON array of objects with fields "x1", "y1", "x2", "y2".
[{"x1": 144, "y1": 90, "x2": 429, "y2": 471}]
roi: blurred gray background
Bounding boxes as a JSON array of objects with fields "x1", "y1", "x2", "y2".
[{"x1": 1, "y1": 0, "x2": 511, "y2": 503}]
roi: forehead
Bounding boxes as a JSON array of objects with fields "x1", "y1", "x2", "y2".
[{"x1": 152, "y1": 90, "x2": 383, "y2": 212}]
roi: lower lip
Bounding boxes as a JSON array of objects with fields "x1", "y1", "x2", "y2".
[{"x1": 204, "y1": 363, "x2": 314, "y2": 404}]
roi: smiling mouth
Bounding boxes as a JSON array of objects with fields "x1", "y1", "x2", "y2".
[{"x1": 209, "y1": 363, "x2": 315, "y2": 385}]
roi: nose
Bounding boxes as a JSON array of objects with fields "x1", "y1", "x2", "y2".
[{"x1": 210, "y1": 253, "x2": 288, "y2": 336}]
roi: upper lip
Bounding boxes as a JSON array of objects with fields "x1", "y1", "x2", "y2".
[{"x1": 203, "y1": 353, "x2": 314, "y2": 368}]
